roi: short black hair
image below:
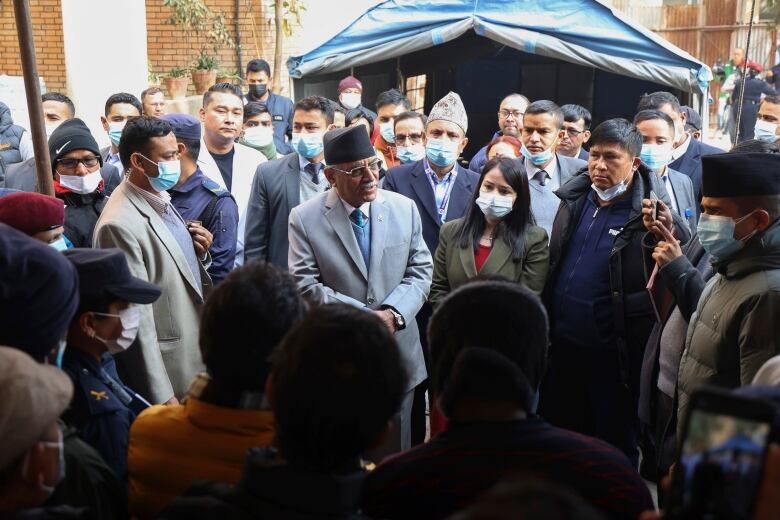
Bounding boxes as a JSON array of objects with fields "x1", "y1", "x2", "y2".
[
  {"x1": 243, "y1": 101, "x2": 270, "y2": 123},
  {"x1": 42, "y1": 92, "x2": 75, "y2": 117},
  {"x1": 524, "y1": 100, "x2": 564, "y2": 129},
  {"x1": 731, "y1": 139, "x2": 780, "y2": 154},
  {"x1": 761, "y1": 95, "x2": 780, "y2": 107},
  {"x1": 375, "y1": 88, "x2": 412, "y2": 111},
  {"x1": 118, "y1": 116, "x2": 172, "y2": 170},
  {"x1": 200, "y1": 262, "x2": 305, "y2": 392},
  {"x1": 246, "y1": 58, "x2": 271, "y2": 76},
  {"x1": 428, "y1": 280, "x2": 549, "y2": 414},
  {"x1": 393, "y1": 110, "x2": 427, "y2": 130},
  {"x1": 561, "y1": 104, "x2": 591, "y2": 130},
  {"x1": 633, "y1": 109, "x2": 675, "y2": 135},
  {"x1": 636, "y1": 91, "x2": 681, "y2": 115},
  {"x1": 293, "y1": 95, "x2": 334, "y2": 125},
  {"x1": 345, "y1": 106, "x2": 375, "y2": 135},
  {"x1": 589, "y1": 118, "x2": 643, "y2": 157},
  {"x1": 178, "y1": 137, "x2": 201, "y2": 161},
  {"x1": 203, "y1": 82, "x2": 243, "y2": 109},
  {"x1": 271, "y1": 304, "x2": 406, "y2": 471},
  {"x1": 104, "y1": 92, "x2": 142, "y2": 117}
]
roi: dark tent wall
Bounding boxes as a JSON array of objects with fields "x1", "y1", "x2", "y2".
[{"x1": 294, "y1": 32, "x2": 685, "y2": 161}]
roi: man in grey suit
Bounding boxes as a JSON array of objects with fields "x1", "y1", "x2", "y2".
[
  {"x1": 94, "y1": 116, "x2": 213, "y2": 405},
  {"x1": 288, "y1": 126, "x2": 433, "y2": 455},
  {"x1": 634, "y1": 110, "x2": 697, "y2": 231},
  {"x1": 517, "y1": 100, "x2": 587, "y2": 237},
  {"x1": 244, "y1": 96, "x2": 335, "y2": 270}
]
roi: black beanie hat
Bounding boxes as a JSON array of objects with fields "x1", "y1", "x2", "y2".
[
  {"x1": 323, "y1": 125, "x2": 376, "y2": 165},
  {"x1": 702, "y1": 152, "x2": 780, "y2": 197},
  {"x1": 48, "y1": 118, "x2": 103, "y2": 173}
]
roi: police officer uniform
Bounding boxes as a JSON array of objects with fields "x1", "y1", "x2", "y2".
[
  {"x1": 244, "y1": 91, "x2": 295, "y2": 155},
  {"x1": 732, "y1": 62, "x2": 778, "y2": 142},
  {"x1": 169, "y1": 168, "x2": 239, "y2": 285}
]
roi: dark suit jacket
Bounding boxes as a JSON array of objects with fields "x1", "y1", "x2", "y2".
[
  {"x1": 244, "y1": 152, "x2": 301, "y2": 270},
  {"x1": 383, "y1": 160, "x2": 480, "y2": 254},
  {"x1": 3, "y1": 158, "x2": 121, "y2": 195},
  {"x1": 430, "y1": 219, "x2": 550, "y2": 309},
  {"x1": 669, "y1": 138, "x2": 723, "y2": 204},
  {"x1": 665, "y1": 167, "x2": 697, "y2": 232}
]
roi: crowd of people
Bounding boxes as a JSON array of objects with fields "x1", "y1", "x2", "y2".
[{"x1": 1, "y1": 53, "x2": 780, "y2": 520}]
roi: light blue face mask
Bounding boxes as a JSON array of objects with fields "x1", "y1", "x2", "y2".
[
  {"x1": 108, "y1": 122, "x2": 126, "y2": 146},
  {"x1": 379, "y1": 122, "x2": 395, "y2": 144},
  {"x1": 291, "y1": 132, "x2": 324, "y2": 159},
  {"x1": 397, "y1": 144, "x2": 426, "y2": 164},
  {"x1": 697, "y1": 212, "x2": 758, "y2": 260},
  {"x1": 520, "y1": 143, "x2": 553, "y2": 166},
  {"x1": 754, "y1": 119, "x2": 779, "y2": 143},
  {"x1": 137, "y1": 153, "x2": 181, "y2": 192},
  {"x1": 50, "y1": 237, "x2": 68, "y2": 252},
  {"x1": 426, "y1": 138, "x2": 459, "y2": 167},
  {"x1": 54, "y1": 339, "x2": 67, "y2": 368},
  {"x1": 640, "y1": 143, "x2": 673, "y2": 172}
]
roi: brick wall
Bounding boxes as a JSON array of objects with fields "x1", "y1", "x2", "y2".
[
  {"x1": 146, "y1": 0, "x2": 299, "y2": 98},
  {"x1": 0, "y1": 0, "x2": 66, "y2": 92}
]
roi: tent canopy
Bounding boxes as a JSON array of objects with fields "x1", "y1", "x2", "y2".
[{"x1": 288, "y1": 0, "x2": 712, "y2": 95}]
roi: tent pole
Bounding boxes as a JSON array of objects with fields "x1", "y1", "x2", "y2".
[
  {"x1": 733, "y1": 0, "x2": 757, "y2": 146},
  {"x1": 13, "y1": 0, "x2": 52, "y2": 196}
]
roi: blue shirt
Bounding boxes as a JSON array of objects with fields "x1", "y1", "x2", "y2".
[
  {"x1": 551, "y1": 193, "x2": 633, "y2": 349},
  {"x1": 169, "y1": 168, "x2": 239, "y2": 285}
]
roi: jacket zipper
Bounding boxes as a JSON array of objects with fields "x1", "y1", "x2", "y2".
[{"x1": 558, "y1": 206, "x2": 601, "y2": 312}]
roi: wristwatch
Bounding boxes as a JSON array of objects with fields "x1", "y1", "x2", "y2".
[{"x1": 386, "y1": 307, "x2": 406, "y2": 331}]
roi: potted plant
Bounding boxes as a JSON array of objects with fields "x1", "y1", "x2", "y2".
[
  {"x1": 164, "y1": 67, "x2": 191, "y2": 99},
  {"x1": 192, "y1": 50, "x2": 218, "y2": 94},
  {"x1": 148, "y1": 61, "x2": 162, "y2": 87},
  {"x1": 216, "y1": 69, "x2": 238, "y2": 85}
]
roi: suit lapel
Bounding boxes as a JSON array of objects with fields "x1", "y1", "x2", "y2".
[
  {"x1": 197, "y1": 139, "x2": 222, "y2": 187},
  {"x1": 480, "y1": 237, "x2": 513, "y2": 275},
  {"x1": 457, "y1": 236, "x2": 478, "y2": 278},
  {"x1": 368, "y1": 194, "x2": 388, "y2": 285},
  {"x1": 285, "y1": 153, "x2": 301, "y2": 211},
  {"x1": 122, "y1": 183, "x2": 202, "y2": 297},
  {"x1": 445, "y1": 165, "x2": 475, "y2": 222},
  {"x1": 410, "y1": 162, "x2": 440, "y2": 226},
  {"x1": 324, "y1": 189, "x2": 368, "y2": 280}
]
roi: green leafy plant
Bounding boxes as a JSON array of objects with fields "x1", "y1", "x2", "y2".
[
  {"x1": 148, "y1": 61, "x2": 161, "y2": 84},
  {"x1": 194, "y1": 50, "x2": 219, "y2": 71},
  {"x1": 168, "y1": 67, "x2": 189, "y2": 78},
  {"x1": 163, "y1": 0, "x2": 236, "y2": 54}
]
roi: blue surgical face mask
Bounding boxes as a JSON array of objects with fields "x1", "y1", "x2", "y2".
[
  {"x1": 640, "y1": 143, "x2": 673, "y2": 172},
  {"x1": 591, "y1": 170, "x2": 632, "y2": 202},
  {"x1": 397, "y1": 144, "x2": 426, "y2": 164},
  {"x1": 520, "y1": 143, "x2": 553, "y2": 166},
  {"x1": 426, "y1": 138, "x2": 459, "y2": 167},
  {"x1": 379, "y1": 122, "x2": 395, "y2": 144},
  {"x1": 754, "y1": 119, "x2": 779, "y2": 143},
  {"x1": 50, "y1": 237, "x2": 68, "y2": 252},
  {"x1": 291, "y1": 132, "x2": 324, "y2": 159},
  {"x1": 108, "y1": 121, "x2": 126, "y2": 146},
  {"x1": 55, "y1": 338, "x2": 67, "y2": 368},
  {"x1": 476, "y1": 192, "x2": 514, "y2": 219},
  {"x1": 697, "y1": 212, "x2": 758, "y2": 260},
  {"x1": 137, "y1": 153, "x2": 181, "y2": 192}
]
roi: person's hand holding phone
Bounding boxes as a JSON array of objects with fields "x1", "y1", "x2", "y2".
[
  {"x1": 187, "y1": 221, "x2": 213, "y2": 259},
  {"x1": 652, "y1": 220, "x2": 683, "y2": 268},
  {"x1": 642, "y1": 198, "x2": 674, "y2": 241}
]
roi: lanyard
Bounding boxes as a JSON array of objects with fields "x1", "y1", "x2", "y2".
[{"x1": 424, "y1": 159, "x2": 458, "y2": 222}]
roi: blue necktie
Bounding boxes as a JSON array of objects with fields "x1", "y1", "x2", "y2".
[{"x1": 350, "y1": 208, "x2": 370, "y2": 268}]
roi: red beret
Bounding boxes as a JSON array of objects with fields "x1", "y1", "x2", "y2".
[
  {"x1": 0, "y1": 192, "x2": 65, "y2": 235},
  {"x1": 338, "y1": 75, "x2": 363, "y2": 93}
]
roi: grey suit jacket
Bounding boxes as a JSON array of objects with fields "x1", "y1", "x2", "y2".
[
  {"x1": 520, "y1": 153, "x2": 587, "y2": 185},
  {"x1": 244, "y1": 152, "x2": 301, "y2": 270},
  {"x1": 288, "y1": 189, "x2": 433, "y2": 390},
  {"x1": 666, "y1": 167, "x2": 697, "y2": 232},
  {"x1": 93, "y1": 181, "x2": 210, "y2": 403},
  {"x1": 3, "y1": 158, "x2": 121, "y2": 194}
]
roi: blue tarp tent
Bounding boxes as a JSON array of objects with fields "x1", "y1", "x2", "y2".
[{"x1": 289, "y1": 0, "x2": 711, "y2": 94}]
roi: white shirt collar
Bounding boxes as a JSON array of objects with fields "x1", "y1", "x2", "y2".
[
  {"x1": 298, "y1": 154, "x2": 325, "y2": 172},
  {"x1": 671, "y1": 133, "x2": 691, "y2": 161},
  {"x1": 340, "y1": 198, "x2": 371, "y2": 220}
]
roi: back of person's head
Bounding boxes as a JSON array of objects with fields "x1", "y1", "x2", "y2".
[
  {"x1": 203, "y1": 82, "x2": 243, "y2": 109},
  {"x1": 270, "y1": 304, "x2": 407, "y2": 471},
  {"x1": 561, "y1": 104, "x2": 592, "y2": 130},
  {"x1": 375, "y1": 88, "x2": 412, "y2": 111},
  {"x1": 589, "y1": 118, "x2": 643, "y2": 157},
  {"x1": 636, "y1": 91, "x2": 681, "y2": 115},
  {"x1": 731, "y1": 138, "x2": 780, "y2": 154},
  {"x1": 485, "y1": 135, "x2": 522, "y2": 157},
  {"x1": 246, "y1": 58, "x2": 271, "y2": 76},
  {"x1": 104, "y1": 92, "x2": 142, "y2": 116},
  {"x1": 293, "y1": 95, "x2": 334, "y2": 125},
  {"x1": 41, "y1": 92, "x2": 75, "y2": 118},
  {"x1": 428, "y1": 280, "x2": 549, "y2": 414},
  {"x1": 346, "y1": 106, "x2": 376, "y2": 134},
  {"x1": 200, "y1": 262, "x2": 305, "y2": 392},
  {"x1": 118, "y1": 116, "x2": 173, "y2": 169},
  {"x1": 448, "y1": 479, "x2": 605, "y2": 520}
]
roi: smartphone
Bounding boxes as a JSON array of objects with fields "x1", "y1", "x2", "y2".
[
  {"x1": 666, "y1": 387, "x2": 775, "y2": 520},
  {"x1": 650, "y1": 190, "x2": 659, "y2": 221}
]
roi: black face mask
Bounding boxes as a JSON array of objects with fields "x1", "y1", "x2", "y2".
[{"x1": 249, "y1": 84, "x2": 268, "y2": 98}]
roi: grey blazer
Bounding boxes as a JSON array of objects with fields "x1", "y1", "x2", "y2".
[
  {"x1": 244, "y1": 152, "x2": 301, "y2": 270},
  {"x1": 666, "y1": 167, "x2": 697, "y2": 232},
  {"x1": 93, "y1": 181, "x2": 210, "y2": 403},
  {"x1": 518, "y1": 153, "x2": 587, "y2": 186},
  {"x1": 3, "y1": 157, "x2": 121, "y2": 195},
  {"x1": 288, "y1": 189, "x2": 433, "y2": 391}
]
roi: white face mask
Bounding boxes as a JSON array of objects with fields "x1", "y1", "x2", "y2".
[
  {"x1": 57, "y1": 169, "x2": 102, "y2": 194},
  {"x1": 23, "y1": 427, "x2": 64, "y2": 495},
  {"x1": 92, "y1": 305, "x2": 140, "y2": 354},
  {"x1": 243, "y1": 126, "x2": 274, "y2": 148},
  {"x1": 340, "y1": 93, "x2": 362, "y2": 110}
]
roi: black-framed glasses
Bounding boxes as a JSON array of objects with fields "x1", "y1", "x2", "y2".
[
  {"x1": 498, "y1": 109, "x2": 524, "y2": 120},
  {"x1": 564, "y1": 127, "x2": 586, "y2": 137},
  {"x1": 57, "y1": 156, "x2": 100, "y2": 170},
  {"x1": 331, "y1": 160, "x2": 381, "y2": 178},
  {"x1": 395, "y1": 133, "x2": 424, "y2": 145}
]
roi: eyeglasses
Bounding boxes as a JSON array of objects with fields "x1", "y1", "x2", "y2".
[
  {"x1": 57, "y1": 156, "x2": 100, "y2": 170},
  {"x1": 331, "y1": 160, "x2": 381, "y2": 178},
  {"x1": 395, "y1": 133, "x2": 424, "y2": 145},
  {"x1": 564, "y1": 127, "x2": 586, "y2": 137},
  {"x1": 498, "y1": 110, "x2": 524, "y2": 120}
]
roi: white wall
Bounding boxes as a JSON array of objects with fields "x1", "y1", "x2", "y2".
[{"x1": 61, "y1": 0, "x2": 148, "y2": 148}]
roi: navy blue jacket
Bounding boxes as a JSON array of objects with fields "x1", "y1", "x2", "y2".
[
  {"x1": 169, "y1": 169, "x2": 239, "y2": 285},
  {"x1": 383, "y1": 160, "x2": 480, "y2": 255},
  {"x1": 468, "y1": 131, "x2": 502, "y2": 173},
  {"x1": 669, "y1": 138, "x2": 724, "y2": 204},
  {"x1": 245, "y1": 92, "x2": 294, "y2": 155},
  {"x1": 62, "y1": 349, "x2": 149, "y2": 483}
]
